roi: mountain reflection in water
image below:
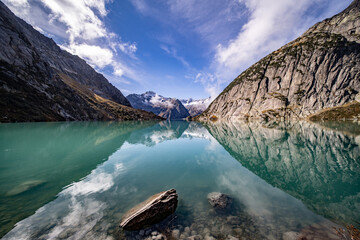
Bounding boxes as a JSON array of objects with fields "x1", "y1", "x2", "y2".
[
  {"x1": 1, "y1": 120, "x2": 358, "y2": 240},
  {"x1": 204, "y1": 120, "x2": 360, "y2": 227}
]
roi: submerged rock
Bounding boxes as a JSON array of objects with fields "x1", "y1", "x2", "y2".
[
  {"x1": 187, "y1": 235, "x2": 202, "y2": 240},
  {"x1": 207, "y1": 192, "x2": 231, "y2": 209},
  {"x1": 204, "y1": 236, "x2": 216, "y2": 240},
  {"x1": 6, "y1": 180, "x2": 46, "y2": 196},
  {"x1": 226, "y1": 235, "x2": 239, "y2": 240},
  {"x1": 172, "y1": 229, "x2": 180, "y2": 239},
  {"x1": 282, "y1": 231, "x2": 300, "y2": 240},
  {"x1": 120, "y1": 189, "x2": 178, "y2": 230}
]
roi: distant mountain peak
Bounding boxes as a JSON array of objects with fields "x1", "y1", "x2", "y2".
[
  {"x1": 180, "y1": 97, "x2": 212, "y2": 117},
  {"x1": 144, "y1": 91, "x2": 156, "y2": 96},
  {"x1": 127, "y1": 92, "x2": 190, "y2": 119}
]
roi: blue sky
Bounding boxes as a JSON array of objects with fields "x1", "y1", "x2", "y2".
[{"x1": 3, "y1": 0, "x2": 352, "y2": 99}]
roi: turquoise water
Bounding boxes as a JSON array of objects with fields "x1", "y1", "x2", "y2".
[{"x1": 0, "y1": 121, "x2": 359, "y2": 240}]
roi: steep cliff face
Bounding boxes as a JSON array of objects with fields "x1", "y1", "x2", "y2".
[
  {"x1": 0, "y1": 2, "x2": 160, "y2": 122},
  {"x1": 127, "y1": 91, "x2": 190, "y2": 120},
  {"x1": 199, "y1": 0, "x2": 360, "y2": 121},
  {"x1": 204, "y1": 121, "x2": 360, "y2": 226}
]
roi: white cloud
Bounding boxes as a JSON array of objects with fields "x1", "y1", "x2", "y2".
[
  {"x1": 61, "y1": 43, "x2": 113, "y2": 68},
  {"x1": 42, "y1": 0, "x2": 107, "y2": 42},
  {"x1": 40, "y1": 0, "x2": 139, "y2": 79},
  {"x1": 216, "y1": 0, "x2": 314, "y2": 72},
  {"x1": 3, "y1": 0, "x2": 29, "y2": 14},
  {"x1": 118, "y1": 42, "x2": 137, "y2": 55},
  {"x1": 3, "y1": 0, "x2": 28, "y2": 8},
  {"x1": 194, "y1": 72, "x2": 219, "y2": 100},
  {"x1": 113, "y1": 67, "x2": 124, "y2": 77}
]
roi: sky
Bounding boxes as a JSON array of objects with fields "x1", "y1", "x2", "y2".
[{"x1": 3, "y1": 0, "x2": 352, "y2": 99}]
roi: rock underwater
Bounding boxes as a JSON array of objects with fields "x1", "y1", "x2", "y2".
[
  {"x1": 207, "y1": 192, "x2": 232, "y2": 209},
  {"x1": 120, "y1": 189, "x2": 178, "y2": 231}
]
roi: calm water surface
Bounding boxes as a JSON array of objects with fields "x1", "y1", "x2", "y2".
[{"x1": 0, "y1": 121, "x2": 359, "y2": 240}]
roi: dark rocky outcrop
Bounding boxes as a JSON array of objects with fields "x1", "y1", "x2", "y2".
[
  {"x1": 0, "y1": 2, "x2": 161, "y2": 122},
  {"x1": 120, "y1": 189, "x2": 178, "y2": 231},
  {"x1": 127, "y1": 91, "x2": 190, "y2": 119},
  {"x1": 199, "y1": 0, "x2": 360, "y2": 121}
]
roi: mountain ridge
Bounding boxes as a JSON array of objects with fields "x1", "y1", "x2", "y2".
[
  {"x1": 127, "y1": 91, "x2": 190, "y2": 120},
  {"x1": 0, "y1": 1, "x2": 162, "y2": 122},
  {"x1": 198, "y1": 0, "x2": 360, "y2": 121}
]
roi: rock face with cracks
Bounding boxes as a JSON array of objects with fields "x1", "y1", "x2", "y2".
[
  {"x1": 120, "y1": 189, "x2": 178, "y2": 231},
  {"x1": 198, "y1": 0, "x2": 360, "y2": 121}
]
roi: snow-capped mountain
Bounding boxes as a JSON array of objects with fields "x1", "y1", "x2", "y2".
[
  {"x1": 180, "y1": 97, "x2": 212, "y2": 117},
  {"x1": 127, "y1": 91, "x2": 190, "y2": 120}
]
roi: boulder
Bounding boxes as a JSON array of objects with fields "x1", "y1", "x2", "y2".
[
  {"x1": 207, "y1": 192, "x2": 231, "y2": 209},
  {"x1": 120, "y1": 189, "x2": 178, "y2": 230}
]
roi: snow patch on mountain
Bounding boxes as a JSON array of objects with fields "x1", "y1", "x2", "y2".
[
  {"x1": 126, "y1": 91, "x2": 190, "y2": 119},
  {"x1": 180, "y1": 97, "x2": 212, "y2": 116}
]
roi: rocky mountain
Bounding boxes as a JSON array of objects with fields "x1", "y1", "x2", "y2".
[
  {"x1": 199, "y1": 0, "x2": 360, "y2": 121},
  {"x1": 180, "y1": 97, "x2": 212, "y2": 117},
  {"x1": 0, "y1": 2, "x2": 161, "y2": 122},
  {"x1": 127, "y1": 91, "x2": 190, "y2": 119}
]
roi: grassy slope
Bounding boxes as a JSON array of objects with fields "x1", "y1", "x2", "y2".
[
  {"x1": 308, "y1": 101, "x2": 360, "y2": 121},
  {"x1": 58, "y1": 73, "x2": 163, "y2": 121}
]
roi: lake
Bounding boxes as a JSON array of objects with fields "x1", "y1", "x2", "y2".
[{"x1": 0, "y1": 120, "x2": 359, "y2": 240}]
